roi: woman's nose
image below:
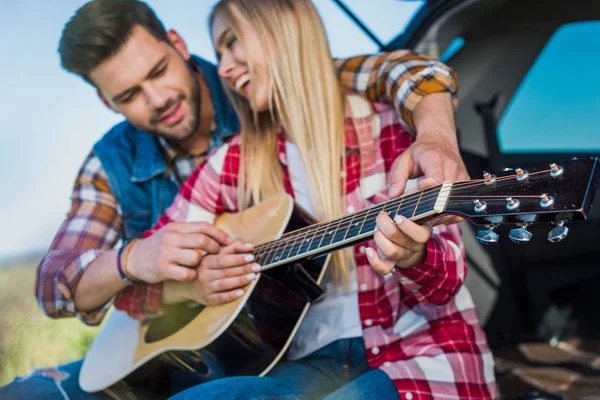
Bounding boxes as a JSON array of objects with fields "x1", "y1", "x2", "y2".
[{"x1": 218, "y1": 53, "x2": 235, "y2": 78}]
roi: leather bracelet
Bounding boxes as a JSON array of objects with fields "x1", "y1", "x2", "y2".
[
  {"x1": 116, "y1": 239, "x2": 140, "y2": 284},
  {"x1": 121, "y1": 238, "x2": 141, "y2": 283}
]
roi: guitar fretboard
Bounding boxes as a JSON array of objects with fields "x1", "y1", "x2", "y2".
[{"x1": 253, "y1": 182, "x2": 451, "y2": 270}]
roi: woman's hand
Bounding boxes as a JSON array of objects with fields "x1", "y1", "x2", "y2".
[
  {"x1": 163, "y1": 241, "x2": 260, "y2": 306},
  {"x1": 365, "y1": 212, "x2": 433, "y2": 275}
]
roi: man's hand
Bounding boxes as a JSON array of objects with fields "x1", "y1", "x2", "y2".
[
  {"x1": 388, "y1": 92, "x2": 469, "y2": 225},
  {"x1": 126, "y1": 222, "x2": 233, "y2": 283},
  {"x1": 166, "y1": 241, "x2": 260, "y2": 306},
  {"x1": 388, "y1": 134, "x2": 469, "y2": 196},
  {"x1": 365, "y1": 212, "x2": 433, "y2": 275},
  {"x1": 388, "y1": 136, "x2": 468, "y2": 225}
]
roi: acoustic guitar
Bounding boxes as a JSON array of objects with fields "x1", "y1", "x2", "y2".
[{"x1": 80, "y1": 157, "x2": 600, "y2": 393}]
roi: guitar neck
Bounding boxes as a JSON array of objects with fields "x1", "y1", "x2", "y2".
[{"x1": 254, "y1": 182, "x2": 452, "y2": 270}]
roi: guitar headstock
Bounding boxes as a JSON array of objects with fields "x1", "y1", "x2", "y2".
[{"x1": 444, "y1": 157, "x2": 600, "y2": 244}]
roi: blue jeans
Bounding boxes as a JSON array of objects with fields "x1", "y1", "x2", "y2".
[
  {"x1": 0, "y1": 360, "x2": 121, "y2": 400},
  {"x1": 0, "y1": 338, "x2": 397, "y2": 400},
  {"x1": 170, "y1": 337, "x2": 398, "y2": 400}
]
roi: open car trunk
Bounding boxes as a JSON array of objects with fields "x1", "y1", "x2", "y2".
[{"x1": 381, "y1": 0, "x2": 600, "y2": 398}]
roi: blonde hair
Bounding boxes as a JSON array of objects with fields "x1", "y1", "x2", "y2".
[{"x1": 209, "y1": 0, "x2": 353, "y2": 285}]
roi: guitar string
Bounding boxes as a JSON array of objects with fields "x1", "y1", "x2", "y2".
[
  {"x1": 252, "y1": 168, "x2": 554, "y2": 261},
  {"x1": 252, "y1": 168, "x2": 553, "y2": 260}
]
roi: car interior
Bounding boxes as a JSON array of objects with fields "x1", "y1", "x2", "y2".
[{"x1": 365, "y1": 0, "x2": 600, "y2": 398}]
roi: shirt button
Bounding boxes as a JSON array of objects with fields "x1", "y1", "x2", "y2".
[
  {"x1": 359, "y1": 245, "x2": 366, "y2": 254},
  {"x1": 360, "y1": 283, "x2": 368, "y2": 291},
  {"x1": 346, "y1": 205, "x2": 355, "y2": 213},
  {"x1": 384, "y1": 361, "x2": 391, "y2": 367},
  {"x1": 371, "y1": 346, "x2": 380, "y2": 355},
  {"x1": 365, "y1": 319, "x2": 373, "y2": 326},
  {"x1": 405, "y1": 393, "x2": 413, "y2": 400},
  {"x1": 340, "y1": 170, "x2": 347, "y2": 178}
]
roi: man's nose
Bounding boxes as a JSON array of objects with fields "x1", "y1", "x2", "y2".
[{"x1": 145, "y1": 83, "x2": 169, "y2": 110}]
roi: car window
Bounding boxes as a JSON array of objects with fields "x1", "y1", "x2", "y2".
[
  {"x1": 440, "y1": 36, "x2": 464, "y2": 62},
  {"x1": 498, "y1": 21, "x2": 600, "y2": 153}
]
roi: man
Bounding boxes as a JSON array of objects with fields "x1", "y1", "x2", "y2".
[{"x1": 1, "y1": 0, "x2": 467, "y2": 398}]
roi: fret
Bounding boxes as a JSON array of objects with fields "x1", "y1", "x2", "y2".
[
  {"x1": 392, "y1": 192, "x2": 405, "y2": 218},
  {"x1": 331, "y1": 213, "x2": 355, "y2": 247},
  {"x1": 308, "y1": 220, "x2": 330, "y2": 253},
  {"x1": 296, "y1": 224, "x2": 321, "y2": 256},
  {"x1": 381, "y1": 199, "x2": 401, "y2": 219},
  {"x1": 280, "y1": 231, "x2": 300, "y2": 261},
  {"x1": 254, "y1": 248, "x2": 267, "y2": 266},
  {"x1": 318, "y1": 219, "x2": 343, "y2": 249},
  {"x1": 258, "y1": 238, "x2": 283, "y2": 266},
  {"x1": 415, "y1": 197, "x2": 437, "y2": 219},
  {"x1": 357, "y1": 205, "x2": 378, "y2": 236},
  {"x1": 411, "y1": 191, "x2": 424, "y2": 218},
  {"x1": 268, "y1": 244, "x2": 286, "y2": 265}
]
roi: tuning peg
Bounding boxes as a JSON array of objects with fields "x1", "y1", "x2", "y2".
[
  {"x1": 506, "y1": 197, "x2": 520, "y2": 211},
  {"x1": 477, "y1": 226, "x2": 499, "y2": 245},
  {"x1": 548, "y1": 220, "x2": 569, "y2": 243},
  {"x1": 483, "y1": 171, "x2": 496, "y2": 185},
  {"x1": 509, "y1": 223, "x2": 532, "y2": 244},
  {"x1": 515, "y1": 167, "x2": 529, "y2": 181},
  {"x1": 473, "y1": 199, "x2": 487, "y2": 213},
  {"x1": 549, "y1": 163, "x2": 564, "y2": 178}
]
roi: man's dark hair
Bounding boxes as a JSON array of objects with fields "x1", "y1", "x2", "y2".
[{"x1": 58, "y1": 0, "x2": 169, "y2": 84}]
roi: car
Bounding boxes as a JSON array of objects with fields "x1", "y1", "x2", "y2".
[{"x1": 333, "y1": 0, "x2": 600, "y2": 398}]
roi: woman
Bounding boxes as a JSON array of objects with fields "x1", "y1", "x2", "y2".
[{"x1": 128, "y1": 0, "x2": 495, "y2": 398}]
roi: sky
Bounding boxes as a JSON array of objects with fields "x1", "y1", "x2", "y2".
[
  {"x1": 2, "y1": 1, "x2": 598, "y2": 260},
  {"x1": 0, "y1": 0, "x2": 423, "y2": 260}
]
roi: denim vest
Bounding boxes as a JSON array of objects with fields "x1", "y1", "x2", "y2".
[{"x1": 93, "y1": 56, "x2": 239, "y2": 239}]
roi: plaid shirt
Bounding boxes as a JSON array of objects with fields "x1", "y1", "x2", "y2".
[
  {"x1": 35, "y1": 50, "x2": 460, "y2": 326},
  {"x1": 115, "y1": 99, "x2": 495, "y2": 399}
]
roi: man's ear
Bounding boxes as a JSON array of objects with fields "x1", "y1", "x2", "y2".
[
  {"x1": 167, "y1": 29, "x2": 191, "y2": 61},
  {"x1": 97, "y1": 90, "x2": 116, "y2": 112}
]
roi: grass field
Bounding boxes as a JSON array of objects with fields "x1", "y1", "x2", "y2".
[{"x1": 0, "y1": 260, "x2": 99, "y2": 386}]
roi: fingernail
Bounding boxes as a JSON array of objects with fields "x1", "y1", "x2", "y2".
[
  {"x1": 244, "y1": 243, "x2": 253, "y2": 248},
  {"x1": 251, "y1": 263, "x2": 261, "y2": 272},
  {"x1": 244, "y1": 254, "x2": 255, "y2": 262},
  {"x1": 373, "y1": 225, "x2": 379, "y2": 233},
  {"x1": 246, "y1": 273, "x2": 256, "y2": 281},
  {"x1": 235, "y1": 289, "x2": 244, "y2": 297},
  {"x1": 388, "y1": 184, "x2": 401, "y2": 197},
  {"x1": 226, "y1": 236, "x2": 233, "y2": 245},
  {"x1": 394, "y1": 215, "x2": 403, "y2": 225},
  {"x1": 365, "y1": 248, "x2": 374, "y2": 258}
]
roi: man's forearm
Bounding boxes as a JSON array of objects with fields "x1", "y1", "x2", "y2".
[
  {"x1": 73, "y1": 249, "x2": 129, "y2": 312},
  {"x1": 412, "y1": 92, "x2": 458, "y2": 146}
]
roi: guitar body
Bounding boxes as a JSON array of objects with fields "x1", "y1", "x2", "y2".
[{"x1": 80, "y1": 194, "x2": 329, "y2": 393}]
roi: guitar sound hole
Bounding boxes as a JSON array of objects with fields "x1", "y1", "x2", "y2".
[{"x1": 144, "y1": 303, "x2": 205, "y2": 343}]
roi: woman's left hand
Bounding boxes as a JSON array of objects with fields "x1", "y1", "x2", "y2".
[{"x1": 365, "y1": 212, "x2": 433, "y2": 275}]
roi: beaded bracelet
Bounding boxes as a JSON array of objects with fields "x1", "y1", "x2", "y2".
[{"x1": 117, "y1": 239, "x2": 140, "y2": 284}]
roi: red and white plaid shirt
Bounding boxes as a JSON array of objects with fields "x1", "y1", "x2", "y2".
[{"x1": 115, "y1": 98, "x2": 496, "y2": 399}]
